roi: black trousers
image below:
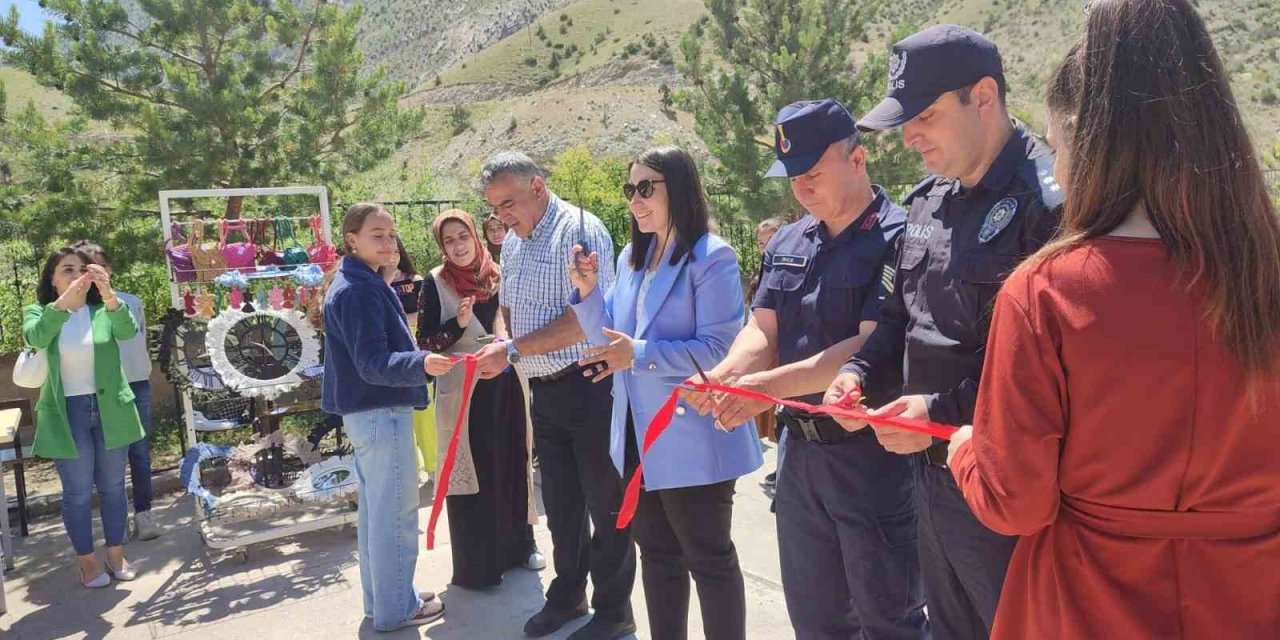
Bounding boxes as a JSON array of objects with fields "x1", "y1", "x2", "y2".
[
  {"x1": 775, "y1": 430, "x2": 928, "y2": 640},
  {"x1": 626, "y1": 413, "x2": 746, "y2": 640},
  {"x1": 530, "y1": 371, "x2": 636, "y2": 622},
  {"x1": 917, "y1": 457, "x2": 1017, "y2": 640}
]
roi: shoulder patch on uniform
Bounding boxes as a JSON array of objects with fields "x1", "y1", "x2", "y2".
[
  {"x1": 772, "y1": 254, "x2": 808, "y2": 268},
  {"x1": 979, "y1": 198, "x2": 1019, "y2": 244}
]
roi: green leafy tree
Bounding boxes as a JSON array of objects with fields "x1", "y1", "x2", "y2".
[
  {"x1": 0, "y1": 0, "x2": 423, "y2": 218},
  {"x1": 677, "y1": 1, "x2": 922, "y2": 218},
  {"x1": 546, "y1": 146, "x2": 631, "y2": 252}
]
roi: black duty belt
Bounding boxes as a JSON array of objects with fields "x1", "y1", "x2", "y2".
[{"x1": 778, "y1": 410, "x2": 857, "y2": 444}]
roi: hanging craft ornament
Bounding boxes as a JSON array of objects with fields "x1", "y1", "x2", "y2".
[
  {"x1": 282, "y1": 285, "x2": 296, "y2": 309},
  {"x1": 205, "y1": 307, "x2": 320, "y2": 400},
  {"x1": 215, "y1": 271, "x2": 250, "y2": 311},
  {"x1": 293, "y1": 264, "x2": 326, "y2": 312},
  {"x1": 182, "y1": 289, "x2": 196, "y2": 316},
  {"x1": 293, "y1": 264, "x2": 325, "y2": 287},
  {"x1": 269, "y1": 285, "x2": 285, "y2": 310},
  {"x1": 196, "y1": 291, "x2": 216, "y2": 319}
]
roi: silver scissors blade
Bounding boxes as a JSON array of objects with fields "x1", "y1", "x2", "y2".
[{"x1": 685, "y1": 346, "x2": 710, "y2": 383}]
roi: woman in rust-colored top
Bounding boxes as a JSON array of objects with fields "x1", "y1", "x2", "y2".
[{"x1": 948, "y1": 2, "x2": 1280, "y2": 638}]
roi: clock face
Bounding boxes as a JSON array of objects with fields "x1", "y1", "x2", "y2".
[
  {"x1": 206, "y1": 308, "x2": 321, "y2": 400},
  {"x1": 161, "y1": 313, "x2": 225, "y2": 392},
  {"x1": 224, "y1": 314, "x2": 304, "y2": 381}
]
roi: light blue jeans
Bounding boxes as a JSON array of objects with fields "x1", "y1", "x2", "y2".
[
  {"x1": 54, "y1": 394, "x2": 130, "y2": 556},
  {"x1": 344, "y1": 406, "x2": 425, "y2": 631}
]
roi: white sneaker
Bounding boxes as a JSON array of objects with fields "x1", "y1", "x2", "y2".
[
  {"x1": 134, "y1": 511, "x2": 161, "y2": 541},
  {"x1": 80, "y1": 568, "x2": 110, "y2": 588},
  {"x1": 525, "y1": 550, "x2": 547, "y2": 571}
]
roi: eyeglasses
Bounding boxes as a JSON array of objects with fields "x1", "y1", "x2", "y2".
[{"x1": 623, "y1": 179, "x2": 666, "y2": 200}]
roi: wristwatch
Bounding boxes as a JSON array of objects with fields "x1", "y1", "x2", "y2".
[{"x1": 505, "y1": 340, "x2": 522, "y2": 365}]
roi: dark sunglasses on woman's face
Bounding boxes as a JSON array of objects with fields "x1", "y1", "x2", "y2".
[{"x1": 623, "y1": 179, "x2": 666, "y2": 200}]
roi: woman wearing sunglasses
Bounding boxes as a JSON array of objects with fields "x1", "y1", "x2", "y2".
[{"x1": 568, "y1": 146, "x2": 762, "y2": 640}]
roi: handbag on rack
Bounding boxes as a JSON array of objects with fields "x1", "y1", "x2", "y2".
[
  {"x1": 219, "y1": 220, "x2": 259, "y2": 274},
  {"x1": 12, "y1": 347, "x2": 48, "y2": 389},
  {"x1": 189, "y1": 219, "x2": 228, "y2": 279},
  {"x1": 276, "y1": 218, "x2": 311, "y2": 269},
  {"x1": 307, "y1": 215, "x2": 338, "y2": 269},
  {"x1": 166, "y1": 222, "x2": 197, "y2": 283},
  {"x1": 253, "y1": 219, "x2": 285, "y2": 266}
]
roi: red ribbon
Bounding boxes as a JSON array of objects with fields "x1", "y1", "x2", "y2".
[
  {"x1": 614, "y1": 382, "x2": 958, "y2": 530},
  {"x1": 425, "y1": 354, "x2": 478, "y2": 550}
]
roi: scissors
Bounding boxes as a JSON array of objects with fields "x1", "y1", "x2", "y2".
[
  {"x1": 685, "y1": 347, "x2": 730, "y2": 432},
  {"x1": 685, "y1": 346, "x2": 710, "y2": 385}
]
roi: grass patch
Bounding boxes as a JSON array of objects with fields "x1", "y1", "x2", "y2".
[{"x1": 432, "y1": 0, "x2": 703, "y2": 89}]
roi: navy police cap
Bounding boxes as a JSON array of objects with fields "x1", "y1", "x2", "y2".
[
  {"x1": 858, "y1": 24, "x2": 1004, "y2": 132},
  {"x1": 764, "y1": 98, "x2": 859, "y2": 179}
]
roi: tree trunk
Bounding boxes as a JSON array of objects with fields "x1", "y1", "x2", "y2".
[{"x1": 225, "y1": 196, "x2": 243, "y2": 220}]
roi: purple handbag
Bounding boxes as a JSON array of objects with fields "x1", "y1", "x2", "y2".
[{"x1": 166, "y1": 223, "x2": 197, "y2": 283}]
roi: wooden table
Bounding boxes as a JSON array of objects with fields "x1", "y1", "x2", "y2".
[{"x1": 0, "y1": 407, "x2": 15, "y2": 613}]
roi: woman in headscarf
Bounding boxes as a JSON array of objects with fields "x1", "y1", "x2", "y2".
[{"x1": 417, "y1": 209, "x2": 543, "y2": 590}]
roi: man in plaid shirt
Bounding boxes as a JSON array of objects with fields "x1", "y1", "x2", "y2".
[{"x1": 472, "y1": 152, "x2": 636, "y2": 640}]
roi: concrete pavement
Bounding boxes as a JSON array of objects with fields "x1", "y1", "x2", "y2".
[{"x1": 0, "y1": 443, "x2": 793, "y2": 640}]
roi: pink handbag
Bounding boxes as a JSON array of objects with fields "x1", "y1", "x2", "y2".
[
  {"x1": 219, "y1": 220, "x2": 258, "y2": 274},
  {"x1": 166, "y1": 223, "x2": 197, "y2": 283},
  {"x1": 307, "y1": 215, "x2": 338, "y2": 269}
]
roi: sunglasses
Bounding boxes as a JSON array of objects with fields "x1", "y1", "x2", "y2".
[{"x1": 623, "y1": 179, "x2": 666, "y2": 200}]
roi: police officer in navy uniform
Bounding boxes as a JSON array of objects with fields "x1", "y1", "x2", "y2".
[
  {"x1": 687, "y1": 99, "x2": 926, "y2": 640},
  {"x1": 825, "y1": 25, "x2": 1063, "y2": 640}
]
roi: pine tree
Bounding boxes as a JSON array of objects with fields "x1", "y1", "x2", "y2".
[
  {"x1": 0, "y1": 0, "x2": 422, "y2": 218},
  {"x1": 677, "y1": 0, "x2": 922, "y2": 218}
]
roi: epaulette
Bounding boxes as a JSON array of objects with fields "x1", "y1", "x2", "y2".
[{"x1": 1024, "y1": 153, "x2": 1065, "y2": 210}]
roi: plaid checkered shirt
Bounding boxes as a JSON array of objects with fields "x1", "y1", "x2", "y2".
[{"x1": 500, "y1": 192, "x2": 616, "y2": 378}]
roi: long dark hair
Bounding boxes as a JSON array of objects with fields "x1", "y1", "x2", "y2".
[
  {"x1": 1032, "y1": 0, "x2": 1280, "y2": 375},
  {"x1": 627, "y1": 146, "x2": 711, "y2": 272},
  {"x1": 392, "y1": 236, "x2": 416, "y2": 278},
  {"x1": 37, "y1": 246, "x2": 103, "y2": 306}
]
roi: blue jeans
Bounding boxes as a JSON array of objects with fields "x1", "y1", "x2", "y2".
[
  {"x1": 344, "y1": 407, "x2": 425, "y2": 631},
  {"x1": 54, "y1": 394, "x2": 130, "y2": 556},
  {"x1": 127, "y1": 380, "x2": 154, "y2": 513}
]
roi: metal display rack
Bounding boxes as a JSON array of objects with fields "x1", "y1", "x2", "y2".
[{"x1": 158, "y1": 186, "x2": 356, "y2": 563}]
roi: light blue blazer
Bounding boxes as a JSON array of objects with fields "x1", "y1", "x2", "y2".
[{"x1": 570, "y1": 234, "x2": 763, "y2": 491}]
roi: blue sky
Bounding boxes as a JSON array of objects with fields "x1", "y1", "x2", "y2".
[{"x1": 2, "y1": 0, "x2": 56, "y2": 36}]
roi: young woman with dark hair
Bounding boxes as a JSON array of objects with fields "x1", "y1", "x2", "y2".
[
  {"x1": 948, "y1": 2, "x2": 1280, "y2": 637},
  {"x1": 569, "y1": 146, "x2": 761, "y2": 639},
  {"x1": 25, "y1": 245, "x2": 144, "y2": 587},
  {"x1": 482, "y1": 214, "x2": 508, "y2": 263}
]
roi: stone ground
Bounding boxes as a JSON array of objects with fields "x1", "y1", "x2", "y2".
[{"x1": 0, "y1": 444, "x2": 793, "y2": 640}]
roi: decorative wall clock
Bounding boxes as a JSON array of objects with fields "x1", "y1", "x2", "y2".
[
  {"x1": 206, "y1": 308, "x2": 320, "y2": 400},
  {"x1": 159, "y1": 310, "x2": 225, "y2": 392}
]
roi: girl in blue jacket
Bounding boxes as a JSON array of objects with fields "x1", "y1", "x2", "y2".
[{"x1": 321, "y1": 203, "x2": 455, "y2": 632}]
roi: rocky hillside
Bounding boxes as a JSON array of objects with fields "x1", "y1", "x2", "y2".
[{"x1": 357, "y1": 0, "x2": 1279, "y2": 192}]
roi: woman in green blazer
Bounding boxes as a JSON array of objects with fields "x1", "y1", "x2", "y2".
[{"x1": 23, "y1": 246, "x2": 144, "y2": 588}]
